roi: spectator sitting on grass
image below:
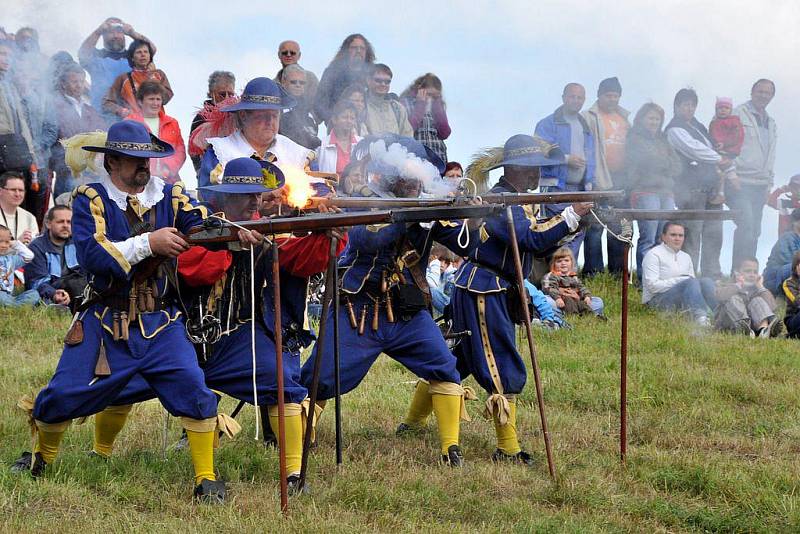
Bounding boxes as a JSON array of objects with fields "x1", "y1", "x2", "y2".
[
  {"x1": 782, "y1": 251, "x2": 800, "y2": 339},
  {"x1": 763, "y1": 208, "x2": 800, "y2": 296},
  {"x1": 642, "y1": 221, "x2": 717, "y2": 326},
  {"x1": 541, "y1": 246, "x2": 605, "y2": 319},
  {"x1": 522, "y1": 279, "x2": 565, "y2": 329},
  {"x1": 0, "y1": 224, "x2": 39, "y2": 307},
  {"x1": 25, "y1": 205, "x2": 86, "y2": 308},
  {"x1": 714, "y1": 256, "x2": 781, "y2": 338}
]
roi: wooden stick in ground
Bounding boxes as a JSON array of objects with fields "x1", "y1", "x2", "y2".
[
  {"x1": 332, "y1": 241, "x2": 343, "y2": 465},
  {"x1": 620, "y1": 242, "x2": 630, "y2": 463},
  {"x1": 504, "y1": 205, "x2": 556, "y2": 480},
  {"x1": 299, "y1": 237, "x2": 338, "y2": 489},
  {"x1": 272, "y1": 242, "x2": 289, "y2": 514}
]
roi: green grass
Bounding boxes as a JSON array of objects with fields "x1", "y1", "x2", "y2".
[{"x1": 2, "y1": 275, "x2": 800, "y2": 533}]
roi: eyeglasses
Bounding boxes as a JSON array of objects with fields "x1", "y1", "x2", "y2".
[
  {"x1": 2, "y1": 187, "x2": 25, "y2": 194},
  {"x1": 280, "y1": 50, "x2": 298, "y2": 57},
  {"x1": 288, "y1": 80, "x2": 306, "y2": 86},
  {"x1": 372, "y1": 77, "x2": 392, "y2": 85}
]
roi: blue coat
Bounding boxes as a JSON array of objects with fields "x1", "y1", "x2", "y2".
[
  {"x1": 454, "y1": 179, "x2": 574, "y2": 294},
  {"x1": 534, "y1": 105, "x2": 596, "y2": 190},
  {"x1": 25, "y1": 233, "x2": 80, "y2": 300},
  {"x1": 340, "y1": 220, "x2": 477, "y2": 294}
]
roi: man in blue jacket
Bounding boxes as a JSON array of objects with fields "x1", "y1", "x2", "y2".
[
  {"x1": 534, "y1": 83, "x2": 595, "y2": 261},
  {"x1": 25, "y1": 205, "x2": 86, "y2": 306}
]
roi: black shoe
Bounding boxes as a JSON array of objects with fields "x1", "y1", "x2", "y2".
[
  {"x1": 286, "y1": 474, "x2": 309, "y2": 496},
  {"x1": 491, "y1": 449, "x2": 535, "y2": 466},
  {"x1": 441, "y1": 444, "x2": 464, "y2": 467},
  {"x1": 768, "y1": 316, "x2": 785, "y2": 338},
  {"x1": 193, "y1": 478, "x2": 226, "y2": 504},
  {"x1": 87, "y1": 450, "x2": 109, "y2": 461},
  {"x1": 395, "y1": 422, "x2": 422, "y2": 437},
  {"x1": 11, "y1": 451, "x2": 47, "y2": 477}
]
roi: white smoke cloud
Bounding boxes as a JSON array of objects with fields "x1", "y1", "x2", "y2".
[{"x1": 368, "y1": 139, "x2": 452, "y2": 195}]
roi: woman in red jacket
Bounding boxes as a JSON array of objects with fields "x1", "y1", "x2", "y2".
[{"x1": 127, "y1": 81, "x2": 186, "y2": 183}]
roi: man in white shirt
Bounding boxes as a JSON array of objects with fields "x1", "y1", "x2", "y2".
[
  {"x1": 0, "y1": 171, "x2": 39, "y2": 244},
  {"x1": 642, "y1": 221, "x2": 717, "y2": 325}
]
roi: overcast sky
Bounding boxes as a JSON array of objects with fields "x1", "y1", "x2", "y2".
[{"x1": 5, "y1": 0, "x2": 798, "y2": 269}]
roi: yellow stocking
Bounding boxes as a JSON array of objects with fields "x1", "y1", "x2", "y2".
[
  {"x1": 431, "y1": 393, "x2": 461, "y2": 454},
  {"x1": 93, "y1": 404, "x2": 132, "y2": 458},
  {"x1": 268, "y1": 403, "x2": 303, "y2": 476},
  {"x1": 184, "y1": 426, "x2": 216, "y2": 485},
  {"x1": 494, "y1": 399, "x2": 521, "y2": 455},
  {"x1": 34, "y1": 420, "x2": 71, "y2": 464},
  {"x1": 403, "y1": 381, "x2": 433, "y2": 428}
]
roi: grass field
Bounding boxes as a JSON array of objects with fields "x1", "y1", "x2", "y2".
[{"x1": 2, "y1": 276, "x2": 800, "y2": 533}]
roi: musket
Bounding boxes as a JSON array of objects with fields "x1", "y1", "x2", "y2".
[
  {"x1": 480, "y1": 189, "x2": 625, "y2": 205},
  {"x1": 595, "y1": 208, "x2": 739, "y2": 221},
  {"x1": 186, "y1": 204, "x2": 505, "y2": 244},
  {"x1": 302, "y1": 190, "x2": 626, "y2": 211}
]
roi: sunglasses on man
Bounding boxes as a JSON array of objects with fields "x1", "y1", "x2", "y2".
[{"x1": 280, "y1": 50, "x2": 298, "y2": 57}]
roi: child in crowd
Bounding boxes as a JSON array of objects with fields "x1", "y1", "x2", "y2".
[
  {"x1": 714, "y1": 257, "x2": 780, "y2": 337},
  {"x1": 783, "y1": 251, "x2": 800, "y2": 339},
  {"x1": 768, "y1": 174, "x2": 800, "y2": 235},
  {"x1": 427, "y1": 244, "x2": 460, "y2": 316},
  {"x1": 708, "y1": 97, "x2": 744, "y2": 204},
  {"x1": 541, "y1": 247, "x2": 605, "y2": 319},
  {"x1": 0, "y1": 225, "x2": 39, "y2": 307}
]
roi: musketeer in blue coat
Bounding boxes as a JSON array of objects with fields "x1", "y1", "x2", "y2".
[
  {"x1": 300, "y1": 137, "x2": 479, "y2": 466},
  {"x1": 452, "y1": 135, "x2": 592, "y2": 464},
  {"x1": 11, "y1": 121, "x2": 229, "y2": 502},
  {"x1": 92, "y1": 157, "x2": 340, "y2": 494}
]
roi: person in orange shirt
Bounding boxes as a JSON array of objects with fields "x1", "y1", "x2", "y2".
[
  {"x1": 582, "y1": 77, "x2": 631, "y2": 275},
  {"x1": 126, "y1": 81, "x2": 185, "y2": 183},
  {"x1": 102, "y1": 39, "x2": 173, "y2": 119}
]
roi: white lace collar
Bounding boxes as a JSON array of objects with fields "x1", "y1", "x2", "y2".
[
  {"x1": 100, "y1": 174, "x2": 166, "y2": 211},
  {"x1": 208, "y1": 130, "x2": 277, "y2": 165}
]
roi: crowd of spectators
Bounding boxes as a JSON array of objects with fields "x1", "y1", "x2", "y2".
[{"x1": 0, "y1": 18, "x2": 797, "y2": 339}]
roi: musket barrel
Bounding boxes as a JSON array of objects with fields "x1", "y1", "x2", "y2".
[
  {"x1": 603, "y1": 209, "x2": 739, "y2": 221},
  {"x1": 186, "y1": 204, "x2": 504, "y2": 244},
  {"x1": 306, "y1": 196, "x2": 454, "y2": 209},
  {"x1": 481, "y1": 190, "x2": 625, "y2": 205}
]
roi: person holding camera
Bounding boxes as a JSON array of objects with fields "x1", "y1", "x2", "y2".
[{"x1": 78, "y1": 17, "x2": 156, "y2": 123}]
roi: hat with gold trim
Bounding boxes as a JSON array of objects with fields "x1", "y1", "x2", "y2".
[
  {"x1": 488, "y1": 134, "x2": 564, "y2": 170},
  {"x1": 199, "y1": 157, "x2": 285, "y2": 194},
  {"x1": 82, "y1": 119, "x2": 174, "y2": 158},
  {"x1": 220, "y1": 77, "x2": 296, "y2": 112}
]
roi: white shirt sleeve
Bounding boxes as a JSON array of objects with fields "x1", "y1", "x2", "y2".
[
  {"x1": 666, "y1": 127, "x2": 722, "y2": 163},
  {"x1": 560, "y1": 205, "x2": 581, "y2": 231},
  {"x1": 110, "y1": 232, "x2": 153, "y2": 266},
  {"x1": 11, "y1": 240, "x2": 34, "y2": 262}
]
